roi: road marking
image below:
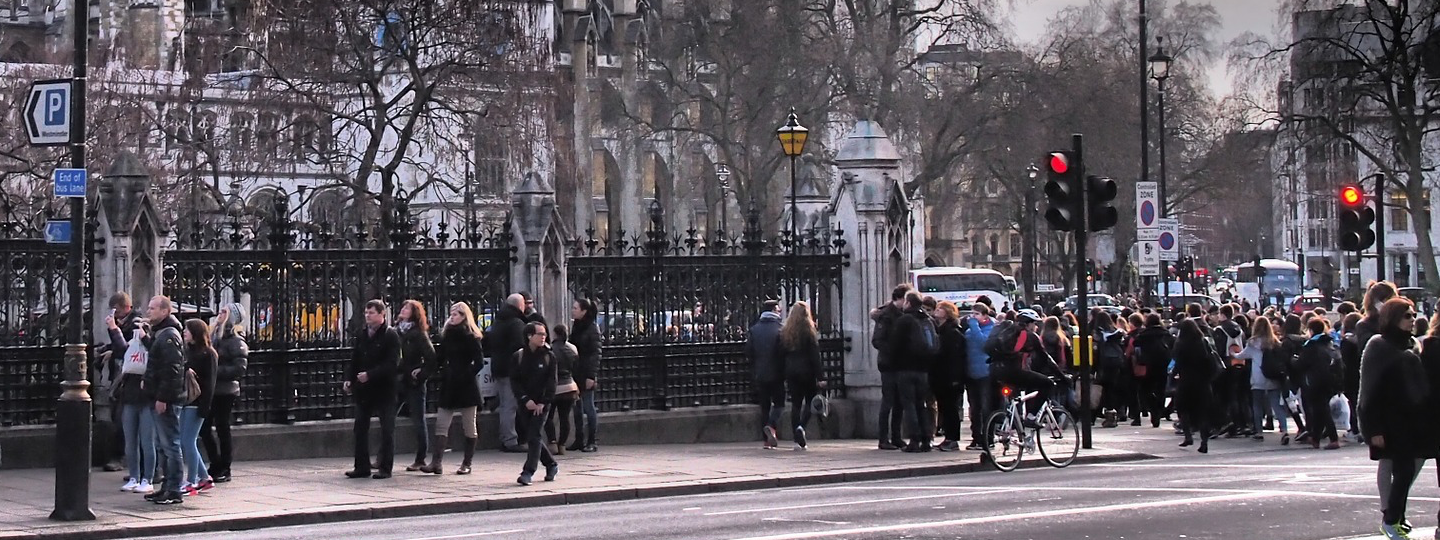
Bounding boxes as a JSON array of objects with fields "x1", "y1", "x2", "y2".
[
  {"x1": 683, "y1": 507, "x2": 702, "y2": 511},
  {"x1": 405, "y1": 530, "x2": 525, "y2": 540},
  {"x1": 763, "y1": 518, "x2": 852, "y2": 525},
  {"x1": 724, "y1": 492, "x2": 1275, "y2": 540},
  {"x1": 1092, "y1": 462, "x2": 1376, "y2": 470},
  {"x1": 825, "y1": 485, "x2": 1440, "y2": 502},
  {"x1": 703, "y1": 488, "x2": 1018, "y2": 516}
]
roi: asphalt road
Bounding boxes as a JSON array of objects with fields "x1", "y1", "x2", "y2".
[{"x1": 145, "y1": 445, "x2": 1440, "y2": 540}]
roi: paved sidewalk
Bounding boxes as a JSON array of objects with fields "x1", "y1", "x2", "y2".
[{"x1": 0, "y1": 430, "x2": 1161, "y2": 540}]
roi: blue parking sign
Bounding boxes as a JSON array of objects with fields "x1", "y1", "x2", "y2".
[{"x1": 53, "y1": 168, "x2": 85, "y2": 198}]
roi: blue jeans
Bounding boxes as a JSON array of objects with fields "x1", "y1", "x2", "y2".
[
  {"x1": 179, "y1": 406, "x2": 208, "y2": 485},
  {"x1": 154, "y1": 404, "x2": 183, "y2": 494},
  {"x1": 496, "y1": 378, "x2": 518, "y2": 447},
  {"x1": 1250, "y1": 389, "x2": 1288, "y2": 434},
  {"x1": 120, "y1": 403, "x2": 156, "y2": 482},
  {"x1": 573, "y1": 388, "x2": 598, "y2": 444},
  {"x1": 399, "y1": 384, "x2": 427, "y2": 462}
]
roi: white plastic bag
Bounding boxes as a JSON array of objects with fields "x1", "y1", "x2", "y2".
[
  {"x1": 1286, "y1": 390, "x2": 1303, "y2": 416},
  {"x1": 1331, "y1": 394, "x2": 1352, "y2": 432},
  {"x1": 119, "y1": 336, "x2": 148, "y2": 375}
]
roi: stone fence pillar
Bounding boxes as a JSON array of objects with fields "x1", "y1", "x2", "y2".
[{"x1": 91, "y1": 152, "x2": 165, "y2": 343}]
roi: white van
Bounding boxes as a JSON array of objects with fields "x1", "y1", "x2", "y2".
[{"x1": 909, "y1": 267, "x2": 1012, "y2": 310}]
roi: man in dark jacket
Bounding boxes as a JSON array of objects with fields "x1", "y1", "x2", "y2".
[
  {"x1": 520, "y1": 291, "x2": 547, "y2": 326},
  {"x1": 869, "y1": 284, "x2": 911, "y2": 450},
  {"x1": 98, "y1": 292, "x2": 141, "y2": 471},
  {"x1": 513, "y1": 322, "x2": 558, "y2": 485},
  {"x1": 344, "y1": 299, "x2": 401, "y2": 479},
  {"x1": 1211, "y1": 304, "x2": 1249, "y2": 435},
  {"x1": 889, "y1": 291, "x2": 936, "y2": 452},
  {"x1": 485, "y1": 294, "x2": 529, "y2": 452},
  {"x1": 1132, "y1": 315, "x2": 1174, "y2": 428},
  {"x1": 140, "y1": 295, "x2": 186, "y2": 505},
  {"x1": 746, "y1": 300, "x2": 785, "y2": 448}
]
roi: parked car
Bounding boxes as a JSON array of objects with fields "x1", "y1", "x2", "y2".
[
  {"x1": 1289, "y1": 293, "x2": 1336, "y2": 315},
  {"x1": 1399, "y1": 287, "x2": 1435, "y2": 318},
  {"x1": 1160, "y1": 294, "x2": 1219, "y2": 313},
  {"x1": 1055, "y1": 294, "x2": 1122, "y2": 317}
]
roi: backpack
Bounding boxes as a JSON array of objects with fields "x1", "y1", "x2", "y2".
[
  {"x1": 1221, "y1": 328, "x2": 1245, "y2": 367},
  {"x1": 1327, "y1": 349, "x2": 1345, "y2": 390},
  {"x1": 1259, "y1": 346, "x2": 1288, "y2": 381},
  {"x1": 912, "y1": 316, "x2": 941, "y2": 358},
  {"x1": 983, "y1": 320, "x2": 1020, "y2": 360}
]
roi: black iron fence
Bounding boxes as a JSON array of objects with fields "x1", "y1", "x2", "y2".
[
  {"x1": 0, "y1": 217, "x2": 88, "y2": 426},
  {"x1": 568, "y1": 205, "x2": 848, "y2": 413},
  {"x1": 162, "y1": 194, "x2": 513, "y2": 424}
]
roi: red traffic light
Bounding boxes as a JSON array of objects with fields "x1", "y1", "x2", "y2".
[
  {"x1": 1340, "y1": 185, "x2": 1363, "y2": 206},
  {"x1": 1048, "y1": 153, "x2": 1069, "y2": 174}
]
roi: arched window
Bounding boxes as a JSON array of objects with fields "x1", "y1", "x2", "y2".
[{"x1": 231, "y1": 113, "x2": 254, "y2": 151}]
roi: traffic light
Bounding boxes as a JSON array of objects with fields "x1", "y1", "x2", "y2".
[
  {"x1": 1253, "y1": 256, "x2": 1267, "y2": 278},
  {"x1": 1086, "y1": 175, "x2": 1119, "y2": 231},
  {"x1": 1043, "y1": 151, "x2": 1081, "y2": 231},
  {"x1": 1338, "y1": 183, "x2": 1376, "y2": 251}
]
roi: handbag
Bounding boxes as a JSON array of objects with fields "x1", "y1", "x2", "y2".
[{"x1": 184, "y1": 368, "x2": 201, "y2": 405}]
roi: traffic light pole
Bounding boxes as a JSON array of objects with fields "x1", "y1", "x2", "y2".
[
  {"x1": 1374, "y1": 173, "x2": 1386, "y2": 282},
  {"x1": 1072, "y1": 134, "x2": 1093, "y2": 450}
]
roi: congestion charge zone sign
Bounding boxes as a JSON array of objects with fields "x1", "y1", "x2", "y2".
[{"x1": 1135, "y1": 182, "x2": 1158, "y2": 229}]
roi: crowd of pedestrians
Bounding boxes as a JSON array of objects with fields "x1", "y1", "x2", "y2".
[{"x1": 96, "y1": 289, "x2": 605, "y2": 506}]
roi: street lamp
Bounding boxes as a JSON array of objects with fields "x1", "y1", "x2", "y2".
[
  {"x1": 1024, "y1": 165, "x2": 1039, "y2": 305},
  {"x1": 776, "y1": 108, "x2": 808, "y2": 302},
  {"x1": 715, "y1": 163, "x2": 731, "y2": 245},
  {"x1": 1148, "y1": 36, "x2": 1173, "y2": 219}
]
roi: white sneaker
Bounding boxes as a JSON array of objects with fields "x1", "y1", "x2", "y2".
[
  {"x1": 120, "y1": 479, "x2": 139, "y2": 492},
  {"x1": 134, "y1": 480, "x2": 153, "y2": 494}
]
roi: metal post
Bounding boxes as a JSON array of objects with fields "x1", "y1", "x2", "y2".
[
  {"x1": 52, "y1": 0, "x2": 94, "y2": 521},
  {"x1": 789, "y1": 154, "x2": 799, "y2": 303},
  {"x1": 1139, "y1": 0, "x2": 1149, "y2": 203},
  {"x1": 1374, "y1": 172, "x2": 1386, "y2": 282},
  {"x1": 1023, "y1": 166, "x2": 1038, "y2": 305},
  {"x1": 1073, "y1": 134, "x2": 1093, "y2": 450},
  {"x1": 1157, "y1": 74, "x2": 1169, "y2": 311}
]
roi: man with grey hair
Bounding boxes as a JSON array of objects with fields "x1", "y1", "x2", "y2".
[{"x1": 485, "y1": 293, "x2": 530, "y2": 452}]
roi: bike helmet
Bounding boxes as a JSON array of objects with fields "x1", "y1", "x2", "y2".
[{"x1": 1015, "y1": 309, "x2": 1042, "y2": 324}]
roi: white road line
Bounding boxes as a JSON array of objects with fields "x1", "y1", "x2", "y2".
[
  {"x1": 763, "y1": 518, "x2": 852, "y2": 525},
  {"x1": 404, "y1": 530, "x2": 525, "y2": 540},
  {"x1": 724, "y1": 492, "x2": 1276, "y2": 540},
  {"x1": 703, "y1": 488, "x2": 1019, "y2": 516},
  {"x1": 1091, "y1": 462, "x2": 1378, "y2": 470},
  {"x1": 824, "y1": 484, "x2": 1440, "y2": 502}
]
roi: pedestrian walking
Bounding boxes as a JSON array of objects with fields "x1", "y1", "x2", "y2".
[
  {"x1": 421, "y1": 302, "x2": 485, "y2": 475},
  {"x1": 930, "y1": 301, "x2": 967, "y2": 452},
  {"x1": 1359, "y1": 297, "x2": 1432, "y2": 539},
  {"x1": 484, "y1": 294, "x2": 529, "y2": 453},
  {"x1": 961, "y1": 303, "x2": 998, "y2": 450},
  {"x1": 513, "y1": 322, "x2": 559, "y2": 485},
  {"x1": 1132, "y1": 314, "x2": 1174, "y2": 428},
  {"x1": 395, "y1": 300, "x2": 436, "y2": 472},
  {"x1": 1092, "y1": 312, "x2": 1127, "y2": 428},
  {"x1": 780, "y1": 301, "x2": 826, "y2": 451},
  {"x1": 568, "y1": 298, "x2": 601, "y2": 453},
  {"x1": 1235, "y1": 316, "x2": 1288, "y2": 443},
  {"x1": 344, "y1": 299, "x2": 401, "y2": 480},
  {"x1": 201, "y1": 303, "x2": 247, "y2": 483},
  {"x1": 1358, "y1": 281, "x2": 1399, "y2": 352},
  {"x1": 107, "y1": 294, "x2": 154, "y2": 495},
  {"x1": 1340, "y1": 312, "x2": 1364, "y2": 442},
  {"x1": 1211, "y1": 304, "x2": 1251, "y2": 437},
  {"x1": 179, "y1": 318, "x2": 217, "y2": 495},
  {"x1": 139, "y1": 295, "x2": 187, "y2": 505},
  {"x1": 1295, "y1": 317, "x2": 1343, "y2": 449},
  {"x1": 746, "y1": 300, "x2": 785, "y2": 449},
  {"x1": 1174, "y1": 319, "x2": 1221, "y2": 454},
  {"x1": 890, "y1": 291, "x2": 936, "y2": 452},
  {"x1": 869, "y1": 284, "x2": 911, "y2": 450},
  {"x1": 545, "y1": 324, "x2": 580, "y2": 455}
]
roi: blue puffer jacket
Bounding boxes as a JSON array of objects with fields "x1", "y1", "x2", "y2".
[{"x1": 963, "y1": 315, "x2": 996, "y2": 380}]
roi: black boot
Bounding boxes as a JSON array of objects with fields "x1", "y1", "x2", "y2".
[
  {"x1": 420, "y1": 435, "x2": 446, "y2": 474},
  {"x1": 457, "y1": 438, "x2": 476, "y2": 475},
  {"x1": 567, "y1": 423, "x2": 586, "y2": 452},
  {"x1": 582, "y1": 431, "x2": 597, "y2": 453}
]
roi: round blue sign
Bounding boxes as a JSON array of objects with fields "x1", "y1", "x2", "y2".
[
  {"x1": 1140, "y1": 201, "x2": 1156, "y2": 226},
  {"x1": 1158, "y1": 232, "x2": 1175, "y2": 250}
]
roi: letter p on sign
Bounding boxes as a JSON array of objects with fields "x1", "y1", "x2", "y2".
[{"x1": 44, "y1": 89, "x2": 65, "y2": 126}]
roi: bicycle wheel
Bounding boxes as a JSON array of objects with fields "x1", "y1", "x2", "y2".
[
  {"x1": 1038, "y1": 407, "x2": 1080, "y2": 468},
  {"x1": 983, "y1": 409, "x2": 1024, "y2": 472}
]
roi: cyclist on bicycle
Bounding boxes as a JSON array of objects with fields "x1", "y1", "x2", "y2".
[{"x1": 989, "y1": 309, "x2": 1065, "y2": 422}]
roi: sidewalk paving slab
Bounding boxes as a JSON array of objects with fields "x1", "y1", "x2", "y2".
[{"x1": 0, "y1": 432, "x2": 1161, "y2": 540}]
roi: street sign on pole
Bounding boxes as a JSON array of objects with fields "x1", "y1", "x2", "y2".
[
  {"x1": 1136, "y1": 181, "x2": 1159, "y2": 229},
  {"x1": 1138, "y1": 229, "x2": 1160, "y2": 277},
  {"x1": 1157, "y1": 218, "x2": 1180, "y2": 260},
  {"x1": 44, "y1": 221, "x2": 71, "y2": 244},
  {"x1": 24, "y1": 79, "x2": 72, "y2": 147},
  {"x1": 52, "y1": 168, "x2": 85, "y2": 198}
]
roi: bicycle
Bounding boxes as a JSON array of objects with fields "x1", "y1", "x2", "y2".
[{"x1": 982, "y1": 377, "x2": 1080, "y2": 472}]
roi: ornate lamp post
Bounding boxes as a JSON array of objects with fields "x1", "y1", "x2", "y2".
[
  {"x1": 1024, "y1": 165, "x2": 1039, "y2": 305},
  {"x1": 775, "y1": 108, "x2": 809, "y2": 302},
  {"x1": 1148, "y1": 37, "x2": 1174, "y2": 219},
  {"x1": 715, "y1": 163, "x2": 731, "y2": 247}
]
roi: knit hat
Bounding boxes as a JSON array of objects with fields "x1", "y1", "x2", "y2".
[{"x1": 224, "y1": 302, "x2": 245, "y2": 327}]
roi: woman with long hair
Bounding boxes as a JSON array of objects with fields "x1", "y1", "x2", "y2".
[
  {"x1": 930, "y1": 301, "x2": 966, "y2": 451},
  {"x1": 780, "y1": 301, "x2": 826, "y2": 450},
  {"x1": 395, "y1": 300, "x2": 436, "y2": 472},
  {"x1": 1360, "y1": 297, "x2": 1432, "y2": 537},
  {"x1": 202, "y1": 304, "x2": 248, "y2": 482},
  {"x1": 1359, "y1": 281, "x2": 1399, "y2": 351},
  {"x1": 568, "y1": 298, "x2": 602, "y2": 453},
  {"x1": 1173, "y1": 319, "x2": 1221, "y2": 453},
  {"x1": 180, "y1": 318, "x2": 218, "y2": 495},
  {"x1": 545, "y1": 324, "x2": 580, "y2": 455},
  {"x1": 1236, "y1": 316, "x2": 1288, "y2": 443},
  {"x1": 420, "y1": 302, "x2": 484, "y2": 474},
  {"x1": 1041, "y1": 316, "x2": 1071, "y2": 373}
]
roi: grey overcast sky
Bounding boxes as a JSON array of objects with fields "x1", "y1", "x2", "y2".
[{"x1": 1005, "y1": 0, "x2": 1284, "y2": 97}]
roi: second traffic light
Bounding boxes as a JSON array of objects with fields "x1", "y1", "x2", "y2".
[
  {"x1": 1338, "y1": 183, "x2": 1376, "y2": 251},
  {"x1": 1087, "y1": 175, "x2": 1118, "y2": 231}
]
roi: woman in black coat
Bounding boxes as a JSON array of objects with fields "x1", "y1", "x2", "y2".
[
  {"x1": 1359, "y1": 297, "x2": 1432, "y2": 536},
  {"x1": 1173, "y1": 319, "x2": 1220, "y2": 453},
  {"x1": 930, "y1": 301, "x2": 967, "y2": 452},
  {"x1": 1293, "y1": 318, "x2": 1341, "y2": 449},
  {"x1": 396, "y1": 300, "x2": 437, "y2": 471},
  {"x1": 419, "y1": 302, "x2": 484, "y2": 475},
  {"x1": 568, "y1": 299, "x2": 602, "y2": 453}
]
